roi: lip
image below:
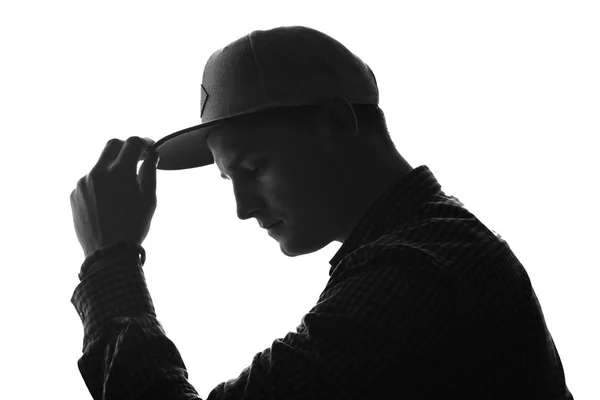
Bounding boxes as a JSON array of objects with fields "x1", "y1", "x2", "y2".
[{"x1": 267, "y1": 221, "x2": 283, "y2": 231}]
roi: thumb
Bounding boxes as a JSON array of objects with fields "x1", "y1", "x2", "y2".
[{"x1": 139, "y1": 150, "x2": 159, "y2": 196}]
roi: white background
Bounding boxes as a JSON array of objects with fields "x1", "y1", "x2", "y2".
[{"x1": 0, "y1": 1, "x2": 598, "y2": 398}]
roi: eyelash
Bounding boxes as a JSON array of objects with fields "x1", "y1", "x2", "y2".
[
  {"x1": 223, "y1": 163, "x2": 264, "y2": 181},
  {"x1": 246, "y1": 164, "x2": 263, "y2": 176}
]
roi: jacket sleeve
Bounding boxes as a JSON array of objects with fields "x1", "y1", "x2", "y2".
[{"x1": 71, "y1": 255, "x2": 202, "y2": 399}]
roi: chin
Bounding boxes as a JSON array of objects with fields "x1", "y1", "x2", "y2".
[
  {"x1": 281, "y1": 245, "x2": 300, "y2": 257},
  {"x1": 279, "y1": 237, "x2": 330, "y2": 257}
]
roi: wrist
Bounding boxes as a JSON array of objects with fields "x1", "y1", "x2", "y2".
[
  {"x1": 86, "y1": 252, "x2": 140, "y2": 275},
  {"x1": 79, "y1": 242, "x2": 146, "y2": 280}
]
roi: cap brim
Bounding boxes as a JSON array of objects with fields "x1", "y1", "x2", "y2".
[
  {"x1": 152, "y1": 120, "x2": 219, "y2": 171},
  {"x1": 152, "y1": 107, "x2": 276, "y2": 171}
]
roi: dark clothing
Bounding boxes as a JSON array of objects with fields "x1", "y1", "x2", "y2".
[{"x1": 71, "y1": 165, "x2": 573, "y2": 399}]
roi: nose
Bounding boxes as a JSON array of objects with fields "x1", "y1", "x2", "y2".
[{"x1": 233, "y1": 181, "x2": 262, "y2": 221}]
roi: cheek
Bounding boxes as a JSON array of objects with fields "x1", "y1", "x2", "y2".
[
  {"x1": 264, "y1": 168, "x2": 311, "y2": 211},
  {"x1": 283, "y1": 171, "x2": 333, "y2": 215},
  {"x1": 266, "y1": 150, "x2": 334, "y2": 209}
]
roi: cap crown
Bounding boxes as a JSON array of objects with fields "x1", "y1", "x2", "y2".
[{"x1": 200, "y1": 26, "x2": 379, "y2": 123}]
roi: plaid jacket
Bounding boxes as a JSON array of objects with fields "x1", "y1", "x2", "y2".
[{"x1": 71, "y1": 165, "x2": 573, "y2": 399}]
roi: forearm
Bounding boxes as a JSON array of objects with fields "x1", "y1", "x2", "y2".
[
  {"x1": 71, "y1": 258, "x2": 201, "y2": 399},
  {"x1": 76, "y1": 311, "x2": 200, "y2": 399}
]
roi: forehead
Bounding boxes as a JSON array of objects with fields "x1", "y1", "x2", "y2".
[{"x1": 205, "y1": 108, "x2": 310, "y2": 173}]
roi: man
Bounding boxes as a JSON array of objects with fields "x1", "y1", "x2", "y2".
[{"x1": 70, "y1": 26, "x2": 573, "y2": 399}]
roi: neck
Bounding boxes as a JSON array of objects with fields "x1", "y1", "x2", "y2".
[{"x1": 336, "y1": 150, "x2": 412, "y2": 243}]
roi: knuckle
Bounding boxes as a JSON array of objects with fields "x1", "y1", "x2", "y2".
[
  {"x1": 107, "y1": 138, "x2": 122, "y2": 146},
  {"x1": 127, "y1": 136, "x2": 144, "y2": 145}
]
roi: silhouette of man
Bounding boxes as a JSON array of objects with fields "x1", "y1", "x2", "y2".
[{"x1": 70, "y1": 26, "x2": 573, "y2": 399}]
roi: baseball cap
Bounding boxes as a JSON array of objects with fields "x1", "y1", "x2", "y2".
[{"x1": 152, "y1": 25, "x2": 379, "y2": 171}]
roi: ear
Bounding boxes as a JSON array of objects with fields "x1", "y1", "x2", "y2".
[{"x1": 321, "y1": 97, "x2": 358, "y2": 138}]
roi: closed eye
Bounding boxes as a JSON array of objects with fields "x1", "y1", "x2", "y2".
[
  {"x1": 245, "y1": 161, "x2": 266, "y2": 177},
  {"x1": 220, "y1": 164, "x2": 263, "y2": 181}
]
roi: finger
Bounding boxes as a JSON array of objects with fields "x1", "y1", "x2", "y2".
[
  {"x1": 138, "y1": 150, "x2": 159, "y2": 197},
  {"x1": 95, "y1": 139, "x2": 125, "y2": 170},
  {"x1": 113, "y1": 136, "x2": 155, "y2": 170}
]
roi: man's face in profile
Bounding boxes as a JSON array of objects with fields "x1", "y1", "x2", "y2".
[{"x1": 205, "y1": 107, "x2": 350, "y2": 257}]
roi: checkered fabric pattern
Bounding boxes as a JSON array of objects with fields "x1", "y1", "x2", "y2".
[{"x1": 71, "y1": 165, "x2": 573, "y2": 399}]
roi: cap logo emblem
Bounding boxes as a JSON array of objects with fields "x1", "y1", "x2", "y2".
[{"x1": 200, "y1": 84, "x2": 209, "y2": 118}]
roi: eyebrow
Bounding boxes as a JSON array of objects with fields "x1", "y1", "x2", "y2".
[{"x1": 219, "y1": 149, "x2": 254, "y2": 179}]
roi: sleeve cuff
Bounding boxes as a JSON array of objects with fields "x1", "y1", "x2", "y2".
[{"x1": 71, "y1": 256, "x2": 156, "y2": 351}]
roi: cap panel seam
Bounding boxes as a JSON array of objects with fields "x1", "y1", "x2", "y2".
[{"x1": 248, "y1": 32, "x2": 268, "y2": 102}]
